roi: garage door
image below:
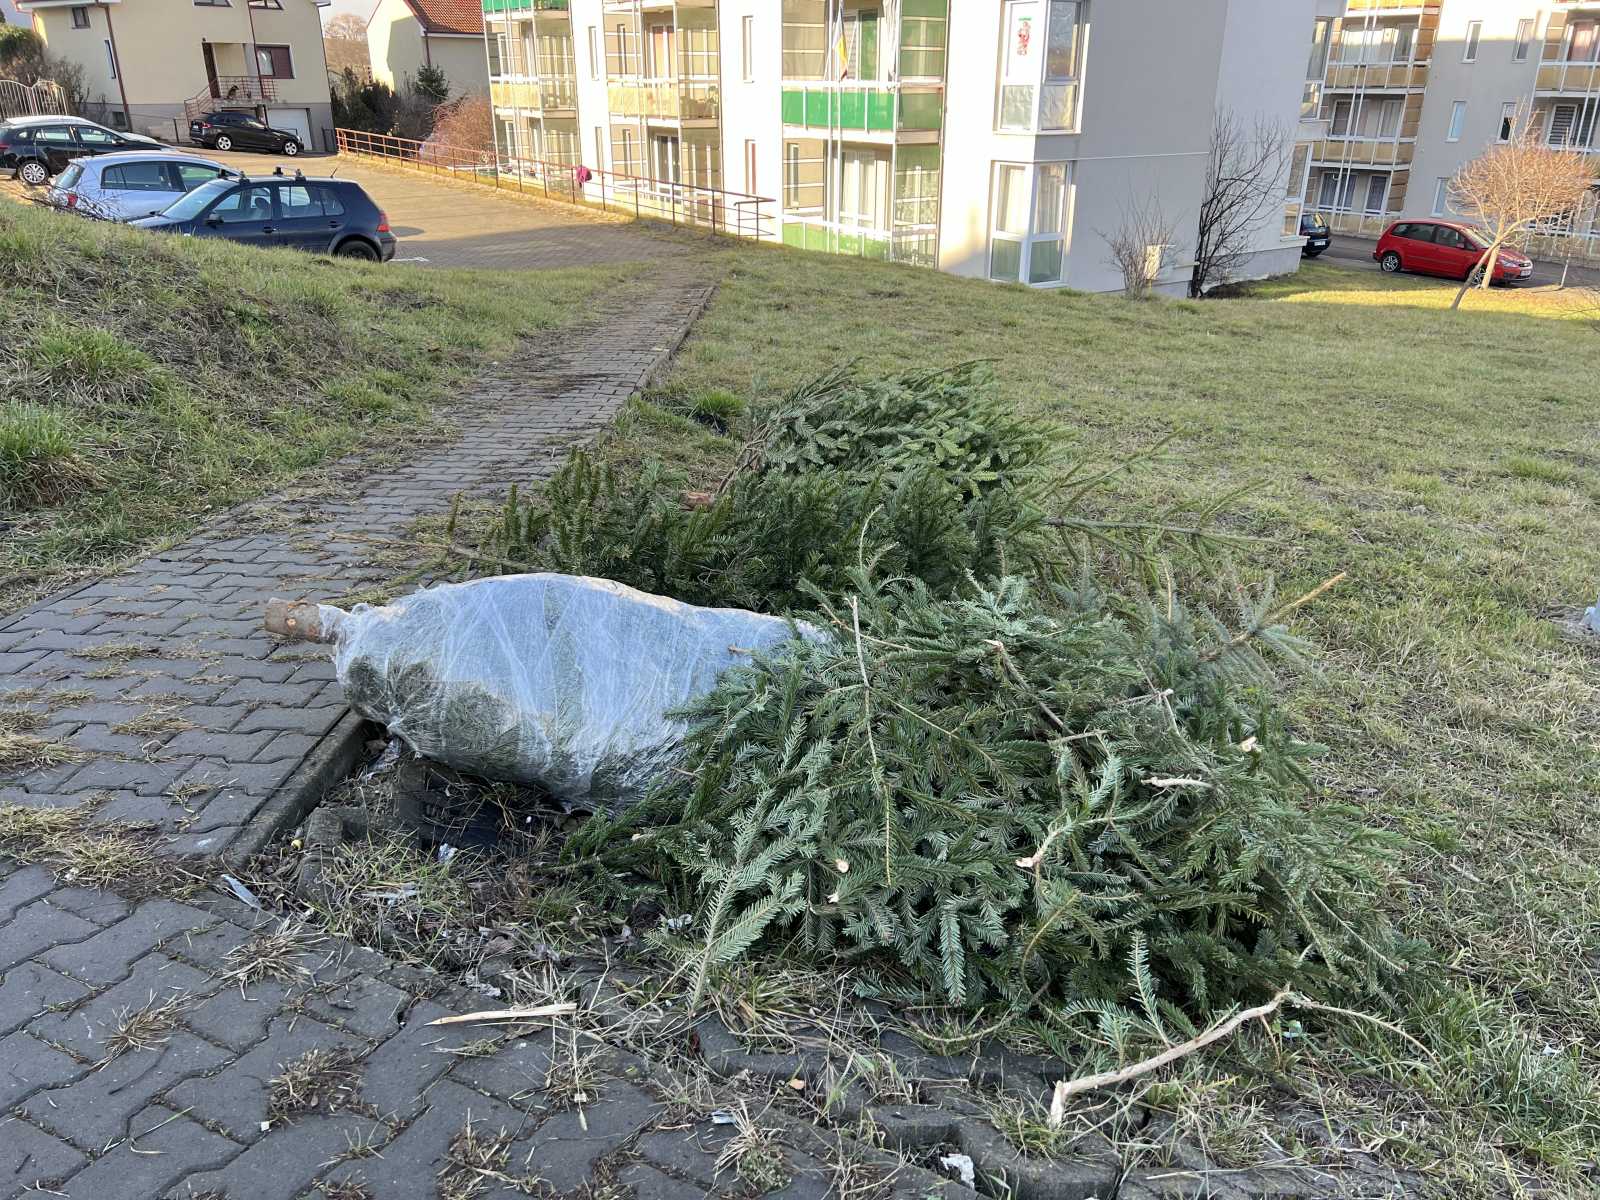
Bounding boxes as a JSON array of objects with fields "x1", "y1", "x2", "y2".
[{"x1": 267, "y1": 107, "x2": 312, "y2": 147}]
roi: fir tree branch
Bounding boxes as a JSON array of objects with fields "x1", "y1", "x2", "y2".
[{"x1": 1200, "y1": 572, "x2": 1348, "y2": 663}]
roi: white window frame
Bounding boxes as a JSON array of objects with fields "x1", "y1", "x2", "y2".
[
  {"x1": 987, "y1": 160, "x2": 1073, "y2": 286},
  {"x1": 1513, "y1": 18, "x2": 1534, "y2": 63},
  {"x1": 1432, "y1": 177, "x2": 1450, "y2": 216},
  {"x1": 1499, "y1": 101, "x2": 1517, "y2": 143},
  {"x1": 593, "y1": 126, "x2": 605, "y2": 172},
  {"x1": 69, "y1": 5, "x2": 89, "y2": 28},
  {"x1": 1463, "y1": 20, "x2": 1482, "y2": 63},
  {"x1": 996, "y1": 0, "x2": 1085, "y2": 135},
  {"x1": 104, "y1": 39, "x2": 116, "y2": 78},
  {"x1": 1363, "y1": 174, "x2": 1388, "y2": 216},
  {"x1": 744, "y1": 138, "x2": 756, "y2": 193},
  {"x1": 588, "y1": 26, "x2": 600, "y2": 80},
  {"x1": 1447, "y1": 100, "x2": 1466, "y2": 142},
  {"x1": 741, "y1": 14, "x2": 754, "y2": 82}
]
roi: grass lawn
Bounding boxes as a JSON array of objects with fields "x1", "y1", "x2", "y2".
[
  {"x1": 0, "y1": 202, "x2": 624, "y2": 609},
  {"x1": 617, "y1": 251, "x2": 1600, "y2": 1196}
]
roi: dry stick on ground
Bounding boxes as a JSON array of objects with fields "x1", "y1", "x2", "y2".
[
  {"x1": 1045, "y1": 988, "x2": 1432, "y2": 1127},
  {"x1": 1446, "y1": 112, "x2": 1596, "y2": 311}
]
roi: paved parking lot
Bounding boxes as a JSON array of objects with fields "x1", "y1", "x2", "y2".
[{"x1": 3, "y1": 147, "x2": 702, "y2": 272}]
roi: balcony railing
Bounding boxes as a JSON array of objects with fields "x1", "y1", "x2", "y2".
[
  {"x1": 607, "y1": 79, "x2": 718, "y2": 122},
  {"x1": 334, "y1": 126, "x2": 773, "y2": 241},
  {"x1": 1311, "y1": 137, "x2": 1414, "y2": 166},
  {"x1": 489, "y1": 77, "x2": 578, "y2": 112},
  {"x1": 780, "y1": 84, "x2": 942, "y2": 135}
]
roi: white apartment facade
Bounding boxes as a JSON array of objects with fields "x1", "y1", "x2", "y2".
[
  {"x1": 1304, "y1": 1, "x2": 1600, "y2": 259},
  {"x1": 481, "y1": 0, "x2": 1342, "y2": 295}
]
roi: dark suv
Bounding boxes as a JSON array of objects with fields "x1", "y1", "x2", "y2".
[
  {"x1": 0, "y1": 116, "x2": 165, "y2": 185},
  {"x1": 189, "y1": 111, "x2": 304, "y2": 156},
  {"x1": 130, "y1": 174, "x2": 395, "y2": 261}
]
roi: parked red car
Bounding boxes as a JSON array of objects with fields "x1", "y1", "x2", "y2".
[{"x1": 1374, "y1": 220, "x2": 1534, "y2": 283}]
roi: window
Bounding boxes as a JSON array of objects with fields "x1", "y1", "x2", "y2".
[
  {"x1": 1463, "y1": 21, "x2": 1481, "y2": 63},
  {"x1": 998, "y1": 1, "x2": 1084, "y2": 132},
  {"x1": 1548, "y1": 103, "x2": 1597, "y2": 148},
  {"x1": 1568, "y1": 21, "x2": 1598, "y2": 64},
  {"x1": 35, "y1": 125, "x2": 72, "y2": 144},
  {"x1": 1364, "y1": 174, "x2": 1388, "y2": 215},
  {"x1": 988, "y1": 161, "x2": 1071, "y2": 285},
  {"x1": 104, "y1": 40, "x2": 116, "y2": 78},
  {"x1": 248, "y1": 0, "x2": 284, "y2": 8},
  {"x1": 1432, "y1": 177, "x2": 1450, "y2": 216},
  {"x1": 74, "y1": 125, "x2": 117, "y2": 146},
  {"x1": 70, "y1": 6, "x2": 89, "y2": 28},
  {"x1": 255, "y1": 45, "x2": 293, "y2": 79},
  {"x1": 175, "y1": 162, "x2": 226, "y2": 188},
  {"x1": 103, "y1": 162, "x2": 172, "y2": 191},
  {"x1": 277, "y1": 185, "x2": 343, "y2": 218},
  {"x1": 587, "y1": 26, "x2": 599, "y2": 79},
  {"x1": 193, "y1": 0, "x2": 231, "y2": 6},
  {"x1": 741, "y1": 14, "x2": 754, "y2": 81},
  {"x1": 488, "y1": 32, "x2": 503, "y2": 77},
  {"x1": 1447, "y1": 100, "x2": 1466, "y2": 142},
  {"x1": 1513, "y1": 18, "x2": 1534, "y2": 62},
  {"x1": 744, "y1": 138, "x2": 756, "y2": 193},
  {"x1": 208, "y1": 185, "x2": 274, "y2": 224},
  {"x1": 1500, "y1": 102, "x2": 1517, "y2": 143},
  {"x1": 593, "y1": 126, "x2": 605, "y2": 172}
]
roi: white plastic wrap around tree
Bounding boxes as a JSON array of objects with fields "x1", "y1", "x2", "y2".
[{"x1": 266, "y1": 574, "x2": 820, "y2": 812}]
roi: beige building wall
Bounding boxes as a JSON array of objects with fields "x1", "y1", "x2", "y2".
[{"x1": 25, "y1": 0, "x2": 332, "y2": 143}]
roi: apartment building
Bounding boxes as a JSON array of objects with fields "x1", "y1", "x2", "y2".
[
  {"x1": 18, "y1": 0, "x2": 334, "y2": 145},
  {"x1": 1303, "y1": 1, "x2": 1600, "y2": 258},
  {"x1": 482, "y1": 1, "x2": 1342, "y2": 295}
]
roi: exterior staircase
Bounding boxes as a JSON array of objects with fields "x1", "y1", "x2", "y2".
[{"x1": 183, "y1": 76, "x2": 277, "y2": 123}]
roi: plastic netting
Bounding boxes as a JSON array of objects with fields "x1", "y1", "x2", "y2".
[{"x1": 316, "y1": 574, "x2": 819, "y2": 812}]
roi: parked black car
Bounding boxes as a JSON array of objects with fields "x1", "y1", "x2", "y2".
[
  {"x1": 130, "y1": 174, "x2": 395, "y2": 261},
  {"x1": 189, "y1": 111, "x2": 304, "y2": 156},
  {"x1": 0, "y1": 116, "x2": 165, "y2": 185},
  {"x1": 1300, "y1": 211, "x2": 1331, "y2": 258}
]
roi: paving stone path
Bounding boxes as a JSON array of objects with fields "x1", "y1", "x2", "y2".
[
  {"x1": 0, "y1": 860, "x2": 975, "y2": 1200},
  {"x1": 0, "y1": 271, "x2": 716, "y2": 860}
]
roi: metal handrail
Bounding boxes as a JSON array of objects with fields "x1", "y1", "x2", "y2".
[{"x1": 334, "y1": 126, "x2": 775, "y2": 241}]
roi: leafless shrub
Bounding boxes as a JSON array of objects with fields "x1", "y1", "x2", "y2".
[
  {"x1": 1446, "y1": 109, "x2": 1597, "y2": 310},
  {"x1": 1103, "y1": 197, "x2": 1179, "y2": 299},
  {"x1": 1191, "y1": 111, "x2": 1293, "y2": 298}
]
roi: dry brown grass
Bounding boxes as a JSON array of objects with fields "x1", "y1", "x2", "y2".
[
  {"x1": 268, "y1": 1048, "x2": 363, "y2": 1120},
  {"x1": 101, "y1": 991, "x2": 189, "y2": 1063}
]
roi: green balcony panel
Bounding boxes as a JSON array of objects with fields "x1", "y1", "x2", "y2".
[
  {"x1": 782, "y1": 89, "x2": 805, "y2": 125},
  {"x1": 782, "y1": 222, "x2": 805, "y2": 248},
  {"x1": 898, "y1": 90, "x2": 943, "y2": 131},
  {"x1": 803, "y1": 89, "x2": 833, "y2": 127},
  {"x1": 866, "y1": 90, "x2": 895, "y2": 131},
  {"x1": 838, "y1": 90, "x2": 867, "y2": 130}
]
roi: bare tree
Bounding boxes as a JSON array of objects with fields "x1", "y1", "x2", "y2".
[
  {"x1": 1102, "y1": 196, "x2": 1178, "y2": 299},
  {"x1": 324, "y1": 13, "x2": 371, "y2": 78},
  {"x1": 1445, "y1": 114, "x2": 1596, "y2": 311},
  {"x1": 1190, "y1": 111, "x2": 1293, "y2": 298}
]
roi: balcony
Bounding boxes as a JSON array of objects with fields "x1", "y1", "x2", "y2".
[
  {"x1": 607, "y1": 79, "x2": 718, "y2": 123},
  {"x1": 1323, "y1": 61, "x2": 1428, "y2": 90},
  {"x1": 1536, "y1": 60, "x2": 1600, "y2": 94},
  {"x1": 482, "y1": 0, "x2": 569, "y2": 12},
  {"x1": 1310, "y1": 138, "x2": 1414, "y2": 167},
  {"x1": 489, "y1": 78, "x2": 577, "y2": 114},
  {"x1": 780, "y1": 85, "x2": 942, "y2": 140}
]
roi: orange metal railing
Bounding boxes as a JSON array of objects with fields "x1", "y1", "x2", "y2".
[{"x1": 334, "y1": 127, "x2": 774, "y2": 241}]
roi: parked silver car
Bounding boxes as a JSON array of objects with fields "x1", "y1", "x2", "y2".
[{"x1": 45, "y1": 151, "x2": 235, "y2": 221}]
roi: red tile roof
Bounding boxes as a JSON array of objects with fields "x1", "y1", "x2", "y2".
[{"x1": 403, "y1": 0, "x2": 483, "y2": 37}]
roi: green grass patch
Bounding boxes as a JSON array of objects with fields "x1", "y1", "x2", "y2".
[
  {"x1": 635, "y1": 247, "x2": 1600, "y2": 1197},
  {"x1": 0, "y1": 202, "x2": 626, "y2": 605}
]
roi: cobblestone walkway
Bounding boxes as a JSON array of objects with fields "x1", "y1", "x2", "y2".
[
  {"x1": 0, "y1": 273, "x2": 715, "y2": 860},
  {"x1": 0, "y1": 861, "x2": 969, "y2": 1200}
]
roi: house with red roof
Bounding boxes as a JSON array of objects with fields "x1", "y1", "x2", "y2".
[{"x1": 366, "y1": 0, "x2": 486, "y2": 97}]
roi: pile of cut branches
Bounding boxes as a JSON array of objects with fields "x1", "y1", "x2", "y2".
[{"x1": 479, "y1": 364, "x2": 1401, "y2": 1035}]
